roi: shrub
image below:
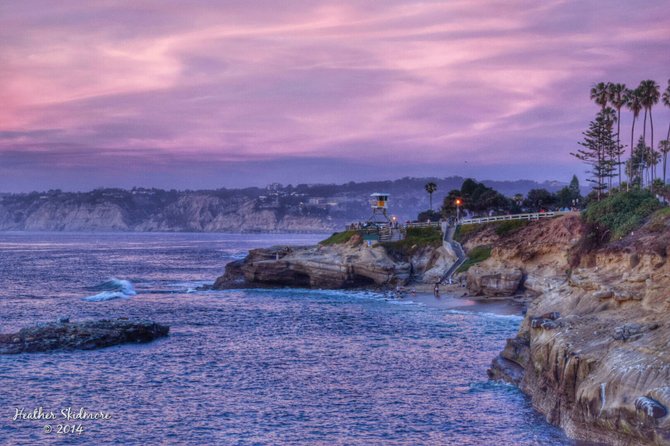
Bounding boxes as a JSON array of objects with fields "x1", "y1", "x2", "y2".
[
  {"x1": 457, "y1": 245, "x2": 492, "y2": 273},
  {"x1": 453, "y1": 224, "x2": 478, "y2": 242},
  {"x1": 417, "y1": 209, "x2": 441, "y2": 222},
  {"x1": 380, "y1": 226, "x2": 442, "y2": 259},
  {"x1": 582, "y1": 190, "x2": 661, "y2": 242},
  {"x1": 494, "y1": 219, "x2": 530, "y2": 237},
  {"x1": 648, "y1": 207, "x2": 670, "y2": 232},
  {"x1": 320, "y1": 230, "x2": 358, "y2": 245}
]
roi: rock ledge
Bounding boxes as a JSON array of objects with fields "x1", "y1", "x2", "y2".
[{"x1": 0, "y1": 318, "x2": 169, "y2": 354}]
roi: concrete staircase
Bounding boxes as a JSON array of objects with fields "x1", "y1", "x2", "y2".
[{"x1": 439, "y1": 223, "x2": 467, "y2": 284}]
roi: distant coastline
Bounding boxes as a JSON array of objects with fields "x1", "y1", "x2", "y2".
[{"x1": 0, "y1": 176, "x2": 577, "y2": 232}]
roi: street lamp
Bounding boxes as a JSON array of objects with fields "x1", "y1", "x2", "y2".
[{"x1": 455, "y1": 198, "x2": 462, "y2": 221}]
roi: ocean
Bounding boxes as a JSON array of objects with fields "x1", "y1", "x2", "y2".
[{"x1": 0, "y1": 232, "x2": 573, "y2": 445}]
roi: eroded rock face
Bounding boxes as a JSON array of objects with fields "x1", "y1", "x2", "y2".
[
  {"x1": 214, "y1": 241, "x2": 412, "y2": 289},
  {"x1": 0, "y1": 319, "x2": 169, "y2": 354},
  {"x1": 466, "y1": 266, "x2": 523, "y2": 296},
  {"x1": 487, "y1": 215, "x2": 670, "y2": 445},
  {"x1": 213, "y1": 236, "x2": 457, "y2": 289}
]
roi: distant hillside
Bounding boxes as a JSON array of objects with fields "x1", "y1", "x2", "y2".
[{"x1": 0, "y1": 177, "x2": 575, "y2": 232}]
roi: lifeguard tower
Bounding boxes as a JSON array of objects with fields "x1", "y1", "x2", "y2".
[{"x1": 368, "y1": 193, "x2": 390, "y2": 223}]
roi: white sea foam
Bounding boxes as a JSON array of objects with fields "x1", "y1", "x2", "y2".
[
  {"x1": 83, "y1": 278, "x2": 136, "y2": 302},
  {"x1": 445, "y1": 309, "x2": 524, "y2": 321}
]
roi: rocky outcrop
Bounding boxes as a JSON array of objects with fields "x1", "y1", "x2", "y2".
[
  {"x1": 215, "y1": 242, "x2": 409, "y2": 289},
  {"x1": 461, "y1": 214, "x2": 582, "y2": 296},
  {"x1": 0, "y1": 319, "x2": 169, "y2": 354},
  {"x1": 487, "y1": 214, "x2": 670, "y2": 445},
  {"x1": 466, "y1": 266, "x2": 523, "y2": 296},
  {"x1": 214, "y1": 234, "x2": 456, "y2": 289}
]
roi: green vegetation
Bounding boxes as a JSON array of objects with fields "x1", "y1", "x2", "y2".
[
  {"x1": 457, "y1": 245, "x2": 492, "y2": 273},
  {"x1": 417, "y1": 209, "x2": 441, "y2": 222},
  {"x1": 494, "y1": 219, "x2": 530, "y2": 236},
  {"x1": 648, "y1": 207, "x2": 670, "y2": 232},
  {"x1": 454, "y1": 220, "x2": 529, "y2": 243},
  {"x1": 381, "y1": 226, "x2": 442, "y2": 259},
  {"x1": 583, "y1": 190, "x2": 661, "y2": 242},
  {"x1": 453, "y1": 224, "x2": 478, "y2": 242},
  {"x1": 319, "y1": 230, "x2": 358, "y2": 246},
  {"x1": 441, "y1": 178, "x2": 510, "y2": 217}
]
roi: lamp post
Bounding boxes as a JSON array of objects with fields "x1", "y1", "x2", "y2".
[{"x1": 455, "y1": 198, "x2": 462, "y2": 222}]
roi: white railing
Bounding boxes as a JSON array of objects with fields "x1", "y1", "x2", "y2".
[
  {"x1": 405, "y1": 221, "x2": 441, "y2": 229},
  {"x1": 458, "y1": 211, "x2": 573, "y2": 226}
]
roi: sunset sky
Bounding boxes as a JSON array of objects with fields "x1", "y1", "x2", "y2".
[{"x1": 1, "y1": 1, "x2": 669, "y2": 192}]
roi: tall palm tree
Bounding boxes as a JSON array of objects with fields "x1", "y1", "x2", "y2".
[
  {"x1": 663, "y1": 79, "x2": 670, "y2": 183},
  {"x1": 590, "y1": 82, "x2": 610, "y2": 110},
  {"x1": 639, "y1": 80, "x2": 661, "y2": 183},
  {"x1": 424, "y1": 182, "x2": 437, "y2": 210},
  {"x1": 608, "y1": 83, "x2": 626, "y2": 185},
  {"x1": 660, "y1": 140, "x2": 670, "y2": 184},
  {"x1": 625, "y1": 88, "x2": 643, "y2": 188}
]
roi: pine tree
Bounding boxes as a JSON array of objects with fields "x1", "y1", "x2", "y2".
[{"x1": 572, "y1": 113, "x2": 619, "y2": 200}]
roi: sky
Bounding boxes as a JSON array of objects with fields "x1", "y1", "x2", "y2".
[{"x1": 1, "y1": 0, "x2": 669, "y2": 192}]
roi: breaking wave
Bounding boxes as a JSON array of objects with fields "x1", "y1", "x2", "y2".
[
  {"x1": 444, "y1": 309, "x2": 524, "y2": 321},
  {"x1": 83, "y1": 278, "x2": 137, "y2": 302}
]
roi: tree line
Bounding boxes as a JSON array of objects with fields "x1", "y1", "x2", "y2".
[
  {"x1": 572, "y1": 79, "x2": 670, "y2": 198},
  {"x1": 416, "y1": 178, "x2": 582, "y2": 221}
]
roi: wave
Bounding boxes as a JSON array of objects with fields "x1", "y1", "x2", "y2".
[
  {"x1": 83, "y1": 278, "x2": 137, "y2": 302},
  {"x1": 444, "y1": 309, "x2": 523, "y2": 321},
  {"x1": 236, "y1": 287, "x2": 386, "y2": 301}
]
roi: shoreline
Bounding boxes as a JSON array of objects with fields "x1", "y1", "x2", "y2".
[{"x1": 397, "y1": 291, "x2": 527, "y2": 316}]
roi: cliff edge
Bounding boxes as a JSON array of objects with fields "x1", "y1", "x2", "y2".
[{"x1": 483, "y1": 208, "x2": 670, "y2": 445}]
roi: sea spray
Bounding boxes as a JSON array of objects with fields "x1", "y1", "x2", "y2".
[{"x1": 83, "y1": 278, "x2": 136, "y2": 301}]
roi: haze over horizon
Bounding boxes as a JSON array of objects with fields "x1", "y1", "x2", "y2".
[{"x1": 1, "y1": 1, "x2": 669, "y2": 192}]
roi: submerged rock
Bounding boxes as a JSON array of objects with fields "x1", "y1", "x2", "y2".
[{"x1": 0, "y1": 319, "x2": 169, "y2": 354}]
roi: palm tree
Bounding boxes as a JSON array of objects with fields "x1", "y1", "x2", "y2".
[
  {"x1": 659, "y1": 140, "x2": 670, "y2": 184},
  {"x1": 424, "y1": 182, "x2": 437, "y2": 210},
  {"x1": 663, "y1": 79, "x2": 670, "y2": 183},
  {"x1": 625, "y1": 88, "x2": 643, "y2": 188},
  {"x1": 639, "y1": 80, "x2": 661, "y2": 183},
  {"x1": 608, "y1": 83, "x2": 626, "y2": 185},
  {"x1": 590, "y1": 82, "x2": 610, "y2": 110}
]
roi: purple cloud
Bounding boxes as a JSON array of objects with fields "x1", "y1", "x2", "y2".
[{"x1": 0, "y1": 0, "x2": 669, "y2": 191}]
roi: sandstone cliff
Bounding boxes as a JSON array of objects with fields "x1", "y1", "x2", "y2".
[
  {"x1": 460, "y1": 215, "x2": 583, "y2": 296},
  {"x1": 0, "y1": 193, "x2": 338, "y2": 232},
  {"x1": 483, "y1": 213, "x2": 670, "y2": 445}
]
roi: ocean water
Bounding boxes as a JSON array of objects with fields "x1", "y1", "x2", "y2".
[{"x1": 0, "y1": 232, "x2": 574, "y2": 445}]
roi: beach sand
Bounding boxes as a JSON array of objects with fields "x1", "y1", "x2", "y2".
[{"x1": 387, "y1": 283, "x2": 528, "y2": 316}]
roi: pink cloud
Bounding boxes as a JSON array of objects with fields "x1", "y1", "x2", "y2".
[{"x1": 0, "y1": 0, "x2": 669, "y2": 191}]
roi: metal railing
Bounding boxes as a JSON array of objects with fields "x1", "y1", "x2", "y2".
[
  {"x1": 345, "y1": 221, "x2": 441, "y2": 231},
  {"x1": 458, "y1": 211, "x2": 572, "y2": 226}
]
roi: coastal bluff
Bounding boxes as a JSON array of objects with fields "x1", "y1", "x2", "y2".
[
  {"x1": 214, "y1": 231, "x2": 456, "y2": 289},
  {"x1": 472, "y1": 213, "x2": 670, "y2": 445}
]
